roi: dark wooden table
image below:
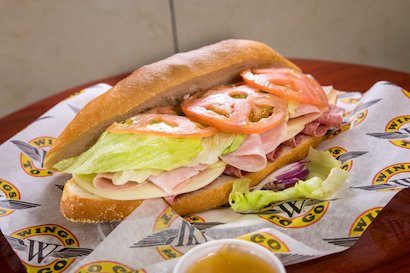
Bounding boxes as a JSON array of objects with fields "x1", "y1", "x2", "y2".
[{"x1": 1, "y1": 59, "x2": 410, "y2": 273}]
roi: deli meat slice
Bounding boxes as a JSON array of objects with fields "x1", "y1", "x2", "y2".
[
  {"x1": 266, "y1": 145, "x2": 284, "y2": 162},
  {"x1": 259, "y1": 121, "x2": 287, "y2": 154},
  {"x1": 315, "y1": 105, "x2": 344, "y2": 128},
  {"x1": 220, "y1": 134, "x2": 267, "y2": 172},
  {"x1": 302, "y1": 105, "x2": 343, "y2": 137},
  {"x1": 302, "y1": 122, "x2": 329, "y2": 137},
  {"x1": 149, "y1": 164, "x2": 208, "y2": 194},
  {"x1": 223, "y1": 165, "x2": 248, "y2": 178},
  {"x1": 93, "y1": 173, "x2": 140, "y2": 191}
]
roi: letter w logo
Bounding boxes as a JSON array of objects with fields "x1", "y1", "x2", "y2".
[
  {"x1": 27, "y1": 239, "x2": 61, "y2": 263},
  {"x1": 277, "y1": 200, "x2": 306, "y2": 218}
]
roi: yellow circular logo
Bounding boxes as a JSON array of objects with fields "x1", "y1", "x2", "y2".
[
  {"x1": 259, "y1": 200, "x2": 329, "y2": 228},
  {"x1": 349, "y1": 207, "x2": 382, "y2": 237},
  {"x1": 75, "y1": 261, "x2": 145, "y2": 273},
  {"x1": 153, "y1": 207, "x2": 183, "y2": 260},
  {"x1": 349, "y1": 109, "x2": 367, "y2": 127},
  {"x1": 10, "y1": 224, "x2": 81, "y2": 273},
  {"x1": 340, "y1": 97, "x2": 360, "y2": 104},
  {"x1": 325, "y1": 123, "x2": 350, "y2": 140},
  {"x1": 238, "y1": 231, "x2": 289, "y2": 253},
  {"x1": 183, "y1": 215, "x2": 205, "y2": 223},
  {"x1": 0, "y1": 178, "x2": 21, "y2": 217},
  {"x1": 326, "y1": 147, "x2": 352, "y2": 171},
  {"x1": 385, "y1": 115, "x2": 410, "y2": 149},
  {"x1": 16, "y1": 136, "x2": 56, "y2": 177},
  {"x1": 372, "y1": 162, "x2": 410, "y2": 190}
]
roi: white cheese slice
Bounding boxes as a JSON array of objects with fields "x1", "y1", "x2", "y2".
[
  {"x1": 74, "y1": 161, "x2": 226, "y2": 200},
  {"x1": 284, "y1": 112, "x2": 322, "y2": 141}
]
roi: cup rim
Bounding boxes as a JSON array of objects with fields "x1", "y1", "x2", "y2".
[{"x1": 173, "y1": 238, "x2": 286, "y2": 273}]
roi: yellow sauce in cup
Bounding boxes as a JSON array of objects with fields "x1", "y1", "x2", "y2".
[{"x1": 185, "y1": 246, "x2": 278, "y2": 273}]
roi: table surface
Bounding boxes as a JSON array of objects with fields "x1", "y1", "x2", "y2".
[{"x1": 1, "y1": 59, "x2": 410, "y2": 273}]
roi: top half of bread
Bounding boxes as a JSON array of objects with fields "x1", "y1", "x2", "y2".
[{"x1": 44, "y1": 39, "x2": 300, "y2": 170}]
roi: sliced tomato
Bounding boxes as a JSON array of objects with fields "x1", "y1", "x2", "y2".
[
  {"x1": 181, "y1": 84, "x2": 288, "y2": 134},
  {"x1": 107, "y1": 114, "x2": 218, "y2": 138},
  {"x1": 241, "y1": 68, "x2": 328, "y2": 108}
]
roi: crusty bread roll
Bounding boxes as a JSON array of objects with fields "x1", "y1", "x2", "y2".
[
  {"x1": 46, "y1": 39, "x2": 320, "y2": 223},
  {"x1": 44, "y1": 39, "x2": 299, "y2": 170}
]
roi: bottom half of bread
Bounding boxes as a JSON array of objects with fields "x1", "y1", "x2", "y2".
[{"x1": 60, "y1": 136, "x2": 322, "y2": 223}]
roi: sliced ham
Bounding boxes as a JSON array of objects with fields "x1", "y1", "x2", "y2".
[
  {"x1": 164, "y1": 195, "x2": 177, "y2": 204},
  {"x1": 266, "y1": 145, "x2": 284, "y2": 162},
  {"x1": 220, "y1": 134, "x2": 267, "y2": 172},
  {"x1": 149, "y1": 164, "x2": 208, "y2": 194},
  {"x1": 302, "y1": 122, "x2": 329, "y2": 137},
  {"x1": 93, "y1": 173, "x2": 140, "y2": 191},
  {"x1": 259, "y1": 121, "x2": 287, "y2": 154},
  {"x1": 223, "y1": 165, "x2": 248, "y2": 178},
  {"x1": 301, "y1": 105, "x2": 343, "y2": 137},
  {"x1": 315, "y1": 105, "x2": 344, "y2": 128}
]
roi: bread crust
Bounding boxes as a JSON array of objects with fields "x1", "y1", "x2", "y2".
[
  {"x1": 61, "y1": 136, "x2": 321, "y2": 223},
  {"x1": 61, "y1": 179, "x2": 143, "y2": 223},
  {"x1": 44, "y1": 39, "x2": 299, "y2": 170}
]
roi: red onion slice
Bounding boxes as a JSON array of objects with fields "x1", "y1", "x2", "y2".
[{"x1": 251, "y1": 160, "x2": 309, "y2": 191}]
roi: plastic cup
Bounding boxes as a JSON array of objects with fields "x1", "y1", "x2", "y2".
[{"x1": 173, "y1": 238, "x2": 286, "y2": 273}]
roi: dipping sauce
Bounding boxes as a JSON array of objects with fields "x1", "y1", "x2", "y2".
[{"x1": 185, "y1": 246, "x2": 278, "y2": 273}]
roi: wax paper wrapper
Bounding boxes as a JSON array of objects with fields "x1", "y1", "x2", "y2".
[{"x1": 0, "y1": 81, "x2": 409, "y2": 273}]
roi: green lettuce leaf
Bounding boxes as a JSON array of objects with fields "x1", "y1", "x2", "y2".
[
  {"x1": 54, "y1": 132, "x2": 244, "y2": 175},
  {"x1": 229, "y1": 148, "x2": 349, "y2": 213}
]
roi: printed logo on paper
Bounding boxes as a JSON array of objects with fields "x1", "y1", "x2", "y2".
[
  {"x1": 325, "y1": 123, "x2": 351, "y2": 140},
  {"x1": 0, "y1": 178, "x2": 40, "y2": 217},
  {"x1": 238, "y1": 231, "x2": 289, "y2": 253},
  {"x1": 258, "y1": 200, "x2": 329, "y2": 228},
  {"x1": 183, "y1": 215, "x2": 205, "y2": 223},
  {"x1": 347, "y1": 109, "x2": 368, "y2": 128},
  {"x1": 6, "y1": 224, "x2": 92, "y2": 273},
  {"x1": 349, "y1": 207, "x2": 382, "y2": 237},
  {"x1": 340, "y1": 96, "x2": 360, "y2": 105},
  {"x1": 75, "y1": 261, "x2": 146, "y2": 273},
  {"x1": 130, "y1": 207, "x2": 207, "y2": 261},
  {"x1": 353, "y1": 162, "x2": 410, "y2": 191},
  {"x1": 323, "y1": 207, "x2": 382, "y2": 247},
  {"x1": 326, "y1": 147, "x2": 368, "y2": 171},
  {"x1": 12, "y1": 136, "x2": 56, "y2": 177},
  {"x1": 183, "y1": 215, "x2": 223, "y2": 231},
  {"x1": 367, "y1": 115, "x2": 410, "y2": 149}
]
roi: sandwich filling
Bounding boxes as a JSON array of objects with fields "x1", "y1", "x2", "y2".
[{"x1": 54, "y1": 68, "x2": 344, "y2": 203}]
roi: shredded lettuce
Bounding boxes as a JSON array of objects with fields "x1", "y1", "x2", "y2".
[
  {"x1": 229, "y1": 148, "x2": 349, "y2": 213},
  {"x1": 54, "y1": 132, "x2": 244, "y2": 175},
  {"x1": 222, "y1": 134, "x2": 246, "y2": 155}
]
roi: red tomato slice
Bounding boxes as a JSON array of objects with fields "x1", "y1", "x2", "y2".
[
  {"x1": 241, "y1": 68, "x2": 329, "y2": 108},
  {"x1": 181, "y1": 84, "x2": 288, "y2": 134},
  {"x1": 107, "y1": 114, "x2": 218, "y2": 138}
]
